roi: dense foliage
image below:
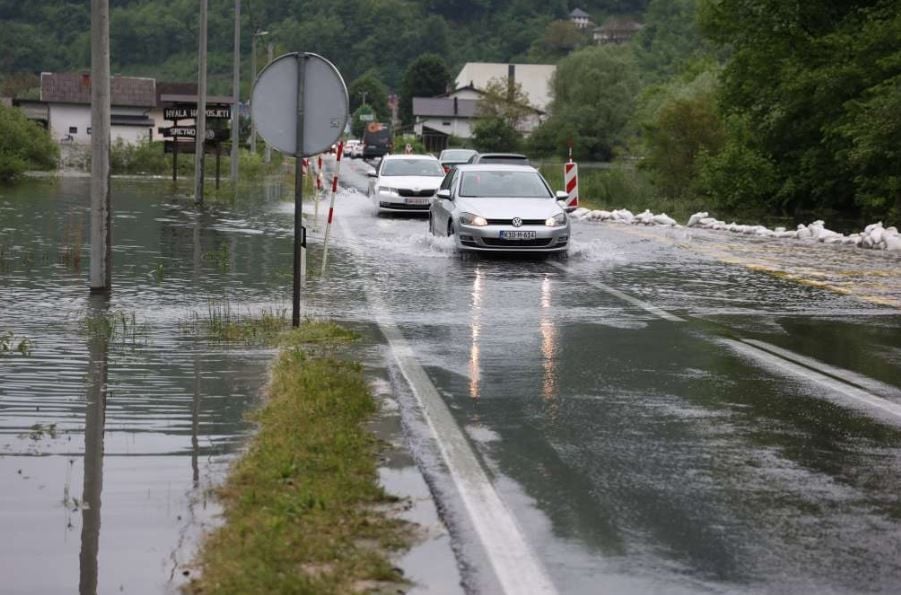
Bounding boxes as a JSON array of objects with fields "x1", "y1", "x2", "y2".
[{"x1": 0, "y1": 104, "x2": 58, "y2": 181}]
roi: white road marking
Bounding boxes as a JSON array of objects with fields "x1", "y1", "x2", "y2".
[
  {"x1": 549, "y1": 261, "x2": 685, "y2": 322},
  {"x1": 338, "y1": 217, "x2": 559, "y2": 595},
  {"x1": 741, "y1": 339, "x2": 901, "y2": 402},
  {"x1": 722, "y1": 338, "x2": 901, "y2": 424}
]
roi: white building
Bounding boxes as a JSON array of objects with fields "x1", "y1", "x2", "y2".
[
  {"x1": 569, "y1": 8, "x2": 592, "y2": 29},
  {"x1": 40, "y1": 72, "x2": 156, "y2": 145},
  {"x1": 454, "y1": 63, "x2": 556, "y2": 113}
]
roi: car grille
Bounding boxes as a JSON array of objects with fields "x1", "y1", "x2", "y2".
[
  {"x1": 397, "y1": 188, "x2": 435, "y2": 197},
  {"x1": 379, "y1": 202, "x2": 430, "y2": 210},
  {"x1": 486, "y1": 219, "x2": 546, "y2": 226},
  {"x1": 481, "y1": 238, "x2": 554, "y2": 247}
]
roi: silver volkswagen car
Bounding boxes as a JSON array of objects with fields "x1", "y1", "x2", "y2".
[{"x1": 429, "y1": 164, "x2": 571, "y2": 254}]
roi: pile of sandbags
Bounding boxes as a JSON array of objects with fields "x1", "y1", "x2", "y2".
[
  {"x1": 685, "y1": 212, "x2": 900, "y2": 251},
  {"x1": 570, "y1": 208, "x2": 678, "y2": 228}
]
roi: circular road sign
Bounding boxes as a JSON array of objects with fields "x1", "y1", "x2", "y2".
[{"x1": 251, "y1": 52, "x2": 349, "y2": 157}]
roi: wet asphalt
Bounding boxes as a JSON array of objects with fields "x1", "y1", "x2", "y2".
[{"x1": 2, "y1": 170, "x2": 900, "y2": 593}]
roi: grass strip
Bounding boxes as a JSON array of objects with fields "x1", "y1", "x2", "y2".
[{"x1": 186, "y1": 321, "x2": 411, "y2": 594}]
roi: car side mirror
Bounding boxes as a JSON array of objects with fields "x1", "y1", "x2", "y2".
[
  {"x1": 367, "y1": 171, "x2": 378, "y2": 178},
  {"x1": 436, "y1": 189, "x2": 451, "y2": 200},
  {"x1": 556, "y1": 192, "x2": 577, "y2": 213}
]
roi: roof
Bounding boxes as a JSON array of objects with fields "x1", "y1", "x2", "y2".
[
  {"x1": 569, "y1": 8, "x2": 590, "y2": 18},
  {"x1": 454, "y1": 63, "x2": 556, "y2": 112},
  {"x1": 41, "y1": 72, "x2": 156, "y2": 107},
  {"x1": 159, "y1": 93, "x2": 235, "y2": 105},
  {"x1": 413, "y1": 97, "x2": 479, "y2": 118},
  {"x1": 382, "y1": 154, "x2": 438, "y2": 161},
  {"x1": 596, "y1": 17, "x2": 643, "y2": 33}
]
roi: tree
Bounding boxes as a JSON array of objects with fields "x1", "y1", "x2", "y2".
[
  {"x1": 399, "y1": 54, "x2": 451, "y2": 125},
  {"x1": 351, "y1": 104, "x2": 375, "y2": 139},
  {"x1": 698, "y1": 0, "x2": 901, "y2": 219},
  {"x1": 0, "y1": 104, "x2": 58, "y2": 182},
  {"x1": 477, "y1": 77, "x2": 536, "y2": 131},
  {"x1": 472, "y1": 117, "x2": 522, "y2": 152},
  {"x1": 529, "y1": 46, "x2": 641, "y2": 161},
  {"x1": 638, "y1": 69, "x2": 725, "y2": 199},
  {"x1": 348, "y1": 72, "x2": 390, "y2": 122}
]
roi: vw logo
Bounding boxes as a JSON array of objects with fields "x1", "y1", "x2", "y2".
[{"x1": 512, "y1": 217, "x2": 522, "y2": 227}]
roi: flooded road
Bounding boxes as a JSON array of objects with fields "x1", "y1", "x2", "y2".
[
  {"x1": 331, "y1": 158, "x2": 901, "y2": 593},
  {"x1": 2, "y1": 167, "x2": 901, "y2": 593}
]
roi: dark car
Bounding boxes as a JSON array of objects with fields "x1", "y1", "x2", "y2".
[
  {"x1": 467, "y1": 152, "x2": 531, "y2": 166},
  {"x1": 362, "y1": 122, "x2": 392, "y2": 159},
  {"x1": 437, "y1": 148, "x2": 478, "y2": 173}
]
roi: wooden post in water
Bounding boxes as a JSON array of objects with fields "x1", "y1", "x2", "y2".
[
  {"x1": 90, "y1": 0, "x2": 111, "y2": 292},
  {"x1": 194, "y1": 0, "x2": 208, "y2": 205},
  {"x1": 230, "y1": 0, "x2": 240, "y2": 184}
]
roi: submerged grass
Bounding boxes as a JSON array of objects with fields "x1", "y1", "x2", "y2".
[
  {"x1": 80, "y1": 309, "x2": 149, "y2": 347},
  {"x1": 181, "y1": 300, "x2": 292, "y2": 344},
  {"x1": 186, "y1": 320, "x2": 411, "y2": 594}
]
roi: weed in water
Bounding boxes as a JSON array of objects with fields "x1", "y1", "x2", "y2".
[
  {"x1": 1, "y1": 331, "x2": 33, "y2": 356},
  {"x1": 58, "y1": 211, "x2": 83, "y2": 271},
  {"x1": 80, "y1": 310, "x2": 150, "y2": 347},
  {"x1": 183, "y1": 300, "x2": 292, "y2": 345},
  {"x1": 23, "y1": 423, "x2": 58, "y2": 441},
  {"x1": 153, "y1": 262, "x2": 165, "y2": 283},
  {"x1": 203, "y1": 244, "x2": 230, "y2": 272}
]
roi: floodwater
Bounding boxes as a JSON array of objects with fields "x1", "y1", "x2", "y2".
[
  {"x1": 0, "y1": 177, "x2": 302, "y2": 593},
  {"x1": 4, "y1": 166, "x2": 901, "y2": 594}
]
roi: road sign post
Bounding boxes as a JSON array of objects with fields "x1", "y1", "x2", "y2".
[{"x1": 251, "y1": 52, "x2": 348, "y2": 326}]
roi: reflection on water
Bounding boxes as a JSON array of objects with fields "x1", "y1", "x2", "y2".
[
  {"x1": 469, "y1": 267, "x2": 484, "y2": 400},
  {"x1": 0, "y1": 178, "x2": 294, "y2": 593},
  {"x1": 539, "y1": 274, "x2": 559, "y2": 409},
  {"x1": 79, "y1": 293, "x2": 109, "y2": 595}
]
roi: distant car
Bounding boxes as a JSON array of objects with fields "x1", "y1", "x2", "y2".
[
  {"x1": 429, "y1": 164, "x2": 570, "y2": 254},
  {"x1": 368, "y1": 154, "x2": 445, "y2": 214},
  {"x1": 437, "y1": 148, "x2": 478, "y2": 174},
  {"x1": 362, "y1": 122, "x2": 392, "y2": 159},
  {"x1": 467, "y1": 152, "x2": 531, "y2": 166},
  {"x1": 344, "y1": 139, "x2": 363, "y2": 158}
]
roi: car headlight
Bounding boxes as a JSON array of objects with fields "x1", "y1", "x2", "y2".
[
  {"x1": 378, "y1": 186, "x2": 398, "y2": 195},
  {"x1": 545, "y1": 213, "x2": 567, "y2": 227},
  {"x1": 459, "y1": 212, "x2": 488, "y2": 227}
]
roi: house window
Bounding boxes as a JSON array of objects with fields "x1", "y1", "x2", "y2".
[
  {"x1": 442, "y1": 121, "x2": 451, "y2": 126},
  {"x1": 69, "y1": 126, "x2": 78, "y2": 134},
  {"x1": 87, "y1": 127, "x2": 92, "y2": 135}
]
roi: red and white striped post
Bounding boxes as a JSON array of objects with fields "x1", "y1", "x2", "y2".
[
  {"x1": 313, "y1": 154, "x2": 324, "y2": 227},
  {"x1": 564, "y1": 154, "x2": 579, "y2": 210},
  {"x1": 320, "y1": 140, "x2": 344, "y2": 274}
]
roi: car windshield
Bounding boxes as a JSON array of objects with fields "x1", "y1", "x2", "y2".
[
  {"x1": 459, "y1": 171, "x2": 552, "y2": 198},
  {"x1": 381, "y1": 159, "x2": 445, "y2": 177},
  {"x1": 441, "y1": 150, "x2": 475, "y2": 161}
]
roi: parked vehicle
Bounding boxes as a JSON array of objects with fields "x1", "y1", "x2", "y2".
[
  {"x1": 362, "y1": 122, "x2": 392, "y2": 159},
  {"x1": 437, "y1": 148, "x2": 478, "y2": 173},
  {"x1": 368, "y1": 154, "x2": 445, "y2": 214},
  {"x1": 429, "y1": 164, "x2": 570, "y2": 254},
  {"x1": 466, "y1": 152, "x2": 530, "y2": 166}
]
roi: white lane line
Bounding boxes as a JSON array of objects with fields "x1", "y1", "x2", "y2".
[
  {"x1": 742, "y1": 339, "x2": 901, "y2": 402},
  {"x1": 721, "y1": 338, "x2": 901, "y2": 424},
  {"x1": 338, "y1": 217, "x2": 558, "y2": 595},
  {"x1": 549, "y1": 261, "x2": 685, "y2": 322}
]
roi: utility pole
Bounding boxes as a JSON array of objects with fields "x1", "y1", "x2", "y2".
[
  {"x1": 194, "y1": 0, "x2": 209, "y2": 205},
  {"x1": 264, "y1": 42, "x2": 273, "y2": 163},
  {"x1": 230, "y1": 0, "x2": 239, "y2": 184},
  {"x1": 90, "y1": 0, "x2": 111, "y2": 292},
  {"x1": 250, "y1": 30, "x2": 268, "y2": 153}
]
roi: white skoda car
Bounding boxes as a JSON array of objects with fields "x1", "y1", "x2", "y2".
[
  {"x1": 428, "y1": 164, "x2": 571, "y2": 254},
  {"x1": 367, "y1": 154, "x2": 445, "y2": 214}
]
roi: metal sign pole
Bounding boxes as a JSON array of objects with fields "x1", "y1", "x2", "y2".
[{"x1": 292, "y1": 53, "x2": 308, "y2": 327}]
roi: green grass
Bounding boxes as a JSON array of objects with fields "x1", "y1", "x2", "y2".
[
  {"x1": 181, "y1": 300, "x2": 292, "y2": 345},
  {"x1": 185, "y1": 320, "x2": 411, "y2": 594},
  {"x1": 80, "y1": 310, "x2": 149, "y2": 347}
]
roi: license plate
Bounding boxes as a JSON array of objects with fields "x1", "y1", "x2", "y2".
[
  {"x1": 405, "y1": 197, "x2": 429, "y2": 205},
  {"x1": 500, "y1": 230, "x2": 537, "y2": 240}
]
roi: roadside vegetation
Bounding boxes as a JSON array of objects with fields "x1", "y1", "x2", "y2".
[
  {"x1": 186, "y1": 320, "x2": 411, "y2": 594},
  {"x1": 0, "y1": 103, "x2": 58, "y2": 182},
  {"x1": 181, "y1": 301, "x2": 290, "y2": 345}
]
